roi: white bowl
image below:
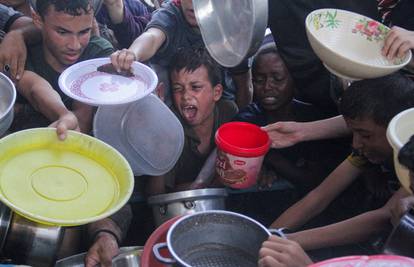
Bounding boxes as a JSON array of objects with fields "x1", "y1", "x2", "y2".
[
  {"x1": 387, "y1": 108, "x2": 414, "y2": 193},
  {"x1": 58, "y1": 58, "x2": 158, "y2": 106},
  {"x1": 306, "y1": 9, "x2": 412, "y2": 80}
]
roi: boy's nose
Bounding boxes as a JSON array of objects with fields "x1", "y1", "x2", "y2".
[
  {"x1": 68, "y1": 35, "x2": 81, "y2": 50},
  {"x1": 352, "y1": 134, "x2": 363, "y2": 150}
]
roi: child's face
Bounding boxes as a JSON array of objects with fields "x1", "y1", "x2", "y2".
[
  {"x1": 181, "y1": 0, "x2": 198, "y2": 27},
  {"x1": 252, "y1": 53, "x2": 294, "y2": 111},
  {"x1": 345, "y1": 117, "x2": 393, "y2": 165},
  {"x1": 171, "y1": 66, "x2": 222, "y2": 126}
]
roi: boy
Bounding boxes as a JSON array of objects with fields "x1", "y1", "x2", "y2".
[
  {"x1": 271, "y1": 73, "x2": 414, "y2": 251},
  {"x1": 109, "y1": 0, "x2": 252, "y2": 108},
  {"x1": 147, "y1": 47, "x2": 238, "y2": 195}
]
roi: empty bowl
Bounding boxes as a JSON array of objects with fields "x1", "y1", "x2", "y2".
[
  {"x1": 305, "y1": 9, "x2": 412, "y2": 80},
  {"x1": 387, "y1": 108, "x2": 414, "y2": 194}
]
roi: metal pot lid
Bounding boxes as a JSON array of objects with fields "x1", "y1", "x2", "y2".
[
  {"x1": 93, "y1": 94, "x2": 184, "y2": 176},
  {"x1": 194, "y1": 0, "x2": 268, "y2": 67},
  {"x1": 147, "y1": 188, "x2": 228, "y2": 205}
]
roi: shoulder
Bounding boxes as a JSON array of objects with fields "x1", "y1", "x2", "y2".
[
  {"x1": 0, "y1": 5, "x2": 23, "y2": 32},
  {"x1": 81, "y1": 36, "x2": 114, "y2": 60},
  {"x1": 147, "y1": 2, "x2": 180, "y2": 29}
]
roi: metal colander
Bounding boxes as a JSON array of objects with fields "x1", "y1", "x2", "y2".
[{"x1": 161, "y1": 210, "x2": 271, "y2": 267}]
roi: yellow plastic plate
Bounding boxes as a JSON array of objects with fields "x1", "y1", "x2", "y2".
[{"x1": 0, "y1": 128, "x2": 134, "y2": 226}]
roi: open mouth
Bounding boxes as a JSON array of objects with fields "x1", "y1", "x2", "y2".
[
  {"x1": 262, "y1": 96, "x2": 278, "y2": 104},
  {"x1": 182, "y1": 105, "x2": 198, "y2": 121}
]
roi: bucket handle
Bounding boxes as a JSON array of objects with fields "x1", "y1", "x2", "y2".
[
  {"x1": 269, "y1": 228, "x2": 288, "y2": 239},
  {"x1": 153, "y1": 242, "x2": 176, "y2": 264}
]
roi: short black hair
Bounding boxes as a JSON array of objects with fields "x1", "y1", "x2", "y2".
[
  {"x1": 399, "y1": 135, "x2": 414, "y2": 171},
  {"x1": 252, "y1": 42, "x2": 278, "y2": 74},
  {"x1": 36, "y1": 0, "x2": 93, "y2": 18},
  {"x1": 339, "y1": 73, "x2": 414, "y2": 127},
  {"x1": 169, "y1": 47, "x2": 222, "y2": 86}
]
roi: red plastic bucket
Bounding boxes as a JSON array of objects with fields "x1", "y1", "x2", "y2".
[{"x1": 215, "y1": 122, "x2": 270, "y2": 189}]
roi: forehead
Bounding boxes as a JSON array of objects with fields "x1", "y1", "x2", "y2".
[
  {"x1": 171, "y1": 65, "x2": 209, "y2": 81},
  {"x1": 254, "y1": 52, "x2": 285, "y2": 71}
]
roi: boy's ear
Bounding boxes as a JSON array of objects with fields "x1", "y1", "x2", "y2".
[
  {"x1": 32, "y1": 10, "x2": 43, "y2": 29},
  {"x1": 213, "y1": 84, "x2": 223, "y2": 101}
]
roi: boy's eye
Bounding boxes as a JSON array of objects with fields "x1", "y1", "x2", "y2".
[
  {"x1": 172, "y1": 86, "x2": 183, "y2": 92},
  {"x1": 57, "y1": 30, "x2": 68, "y2": 35}
]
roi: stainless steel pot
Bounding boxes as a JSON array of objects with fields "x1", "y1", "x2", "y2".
[
  {"x1": 3, "y1": 212, "x2": 64, "y2": 267},
  {"x1": 153, "y1": 210, "x2": 285, "y2": 267},
  {"x1": 383, "y1": 208, "x2": 414, "y2": 257},
  {"x1": 0, "y1": 72, "x2": 16, "y2": 137},
  {"x1": 55, "y1": 246, "x2": 143, "y2": 267},
  {"x1": 147, "y1": 189, "x2": 228, "y2": 227},
  {"x1": 193, "y1": 0, "x2": 268, "y2": 67},
  {"x1": 28, "y1": 0, "x2": 103, "y2": 15}
]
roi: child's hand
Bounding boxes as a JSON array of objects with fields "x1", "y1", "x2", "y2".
[
  {"x1": 48, "y1": 112, "x2": 80, "y2": 141},
  {"x1": 382, "y1": 26, "x2": 414, "y2": 60},
  {"x1": 262, "y1": 121, "x2": 304, "y2": 149},
  {"x1": 258, "y1": 235, "x2": 313, "y2": 267}
]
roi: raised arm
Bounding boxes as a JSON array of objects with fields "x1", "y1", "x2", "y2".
[
  {"x1": 110, "y1": 27, "x2": 166, "y2": 71},
  {"x1": 270, "y1": 159, "x2": 362, "y2": 230},
  {"x1": 16, "y1": 70, "x2": 79, "y2": 139},
  {"x1": 1, "y1": 16, "x2": 40, "y2": 81},
  {"x1": 262, "y1": 115, "x2": 350, "y2": 149}
]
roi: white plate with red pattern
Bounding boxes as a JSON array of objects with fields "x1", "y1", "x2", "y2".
[{"x1": 58, "y1": 58, "x2": 158, "y2": 106}]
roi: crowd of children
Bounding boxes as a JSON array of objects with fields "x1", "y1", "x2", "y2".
[{"x1": 1, "y1": 0, "x2": 414, "y2": 267}]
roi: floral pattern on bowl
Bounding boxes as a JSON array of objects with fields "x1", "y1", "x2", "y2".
[
  {"x1": 352, "y1": 18, "x2": 389, "y2": 42},
  {"x1": 309, "y1": 10, "x2": 341, "y2": 31}
]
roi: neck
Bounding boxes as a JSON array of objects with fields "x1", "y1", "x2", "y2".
[{"x1": 193, "y1": 112, "x2": 214, "y2": 141}]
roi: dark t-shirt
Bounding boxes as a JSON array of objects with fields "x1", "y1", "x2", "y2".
[
  {"x1": 11, "y1": 36, "x2": 113, "y2": 131},
  {"x1": 268, "y1": 0, "x2": 378, "y2": 115},
  {"x1": 165, "y1": 99, "x2": 238, "y2": 189}
]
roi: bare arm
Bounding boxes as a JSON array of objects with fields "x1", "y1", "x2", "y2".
[
  {"x1": 102, "y1": 0, "x2": 125, "y2": 24},
  {"x1": 16, "y1": 71, "x2": 79, "y2": 139},
  {"x1": 288, "y1": 187, "x2": 410, "y2": 250},
  {"x1": 262, "y1": 115, "x2": 350, "y2": 149},
  {"x1": 1, "y1": 16, "x2": 40, "y2": 80},
  {"x1": 110, "y1": 27, "x2": 166, "y2": 71},
  {"x1": 270, "y1": 159, "x2": 362, "y2": 230}
]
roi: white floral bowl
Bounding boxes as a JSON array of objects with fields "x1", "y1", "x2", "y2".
[{"x1": 306, "y1": 9, "x2": 412, "y2": 80}]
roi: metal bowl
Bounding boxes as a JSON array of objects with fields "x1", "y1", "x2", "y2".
[
  {"x1": 55, "y1": 246, "x2": 143, "y2": 267},
  {"x1": 0, "y1": 73, "x2": 16, "y2": 137},
  {"x1": 193, "y1": 0, "x2": 268, "y2": 67},
  {"x1": 28, "y1": 0, "x2": 103, "y2": 15}
]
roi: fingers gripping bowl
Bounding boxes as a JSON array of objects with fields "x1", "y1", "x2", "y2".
[
  {"x1": 305, "y1": 9, "x2": 412, "y2": 80},
  {"x1": 0, "y1": 128, "x2": 134, "y2": 226}
]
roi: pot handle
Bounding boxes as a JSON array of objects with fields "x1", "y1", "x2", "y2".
[
  {"x1": 269, "y1": 228, "x2": 288, "y2": 239},
  {"x1": 153, "y1": 242, "x2": 176, "y2": 264}
]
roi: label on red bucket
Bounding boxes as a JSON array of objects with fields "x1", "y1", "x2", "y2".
[{"x1": 215, "y1": 149, "x2": 264, "y2": 189}]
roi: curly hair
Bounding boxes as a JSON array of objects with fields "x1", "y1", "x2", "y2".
[{"x1": 36, "y1": 0, "x2": 93, "y2": 18}]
